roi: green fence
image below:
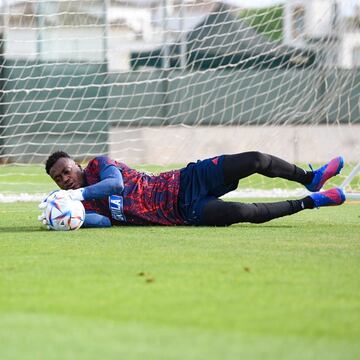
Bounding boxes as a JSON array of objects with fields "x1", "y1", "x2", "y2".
[
  {"x1": 1, "y1": 60, "x2": 359, "y2": 162},
  {"x1": 1, "y1": 60, "x2": 108, "y2": 162}
]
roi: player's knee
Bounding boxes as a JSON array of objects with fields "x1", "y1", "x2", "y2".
[
  {"x1": 225, "y1": 202, "x2": 270, "y2": 224},
  {"x1": 203, "y1": 202, "x2": 243, "y2": 226},
  {"x1": 247, "y1": 203, "x2": 272, "y2": 223},
  {"x1": 203, "y1": 201, "x2": 271, "y2": 226},
  {"x1": 222, "y1": 202, "x2": 250, "y2": 225},
  {"x1": 250, "y1": 151, "x2": 271, "y2": 172},
  {"x1": 231, "y1": 202, "x2": 271, "y2": 224}
]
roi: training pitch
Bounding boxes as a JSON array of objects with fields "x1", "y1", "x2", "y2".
[{"x1": 0, "y1": 200, "x2": 359, "y2": 359}]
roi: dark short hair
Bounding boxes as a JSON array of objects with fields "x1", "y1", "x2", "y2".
[{"x1": 45, "y1": 151, "x2": 71, "y2": 174}]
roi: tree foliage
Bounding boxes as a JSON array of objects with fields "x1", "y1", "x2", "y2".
[{"x1": 239, "y1": 6, "x2": 284, "y2": 42}]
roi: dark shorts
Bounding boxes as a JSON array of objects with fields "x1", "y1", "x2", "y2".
[{"x1": 178, "y1": 155, "x2": 237, "y2": 225}]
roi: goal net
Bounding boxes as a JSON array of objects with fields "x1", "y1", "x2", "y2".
[{"x1": 0, "y1": 0, "x2": 359, "y2": 200}]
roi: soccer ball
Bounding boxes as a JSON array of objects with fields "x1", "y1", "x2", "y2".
[{"x1": 45, "y1": 191, "x2": 85, "y2": 231}]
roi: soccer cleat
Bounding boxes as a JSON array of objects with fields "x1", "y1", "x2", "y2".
[
  {"x1": 306, "y1": 156, "x2": 344, "y2": 192},
  {"x1": 310, "y1": 187, "x2": 346, "y2": 208}
]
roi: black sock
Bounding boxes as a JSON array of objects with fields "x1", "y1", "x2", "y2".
[
  {"x1": 301, "y1": 196, "x2": 315, "y2": 209},
  {"x1": 302, "y1": 171, "x2": 314, "y2": 185}
]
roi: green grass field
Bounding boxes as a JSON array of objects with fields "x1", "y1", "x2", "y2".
[{"x1": 0, "y1": 201, "x2": 359, "y2": 359}]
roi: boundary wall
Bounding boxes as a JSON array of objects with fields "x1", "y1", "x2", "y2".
[{"x1": 0, "y1": 61, "x2": 359, "y2": 163}]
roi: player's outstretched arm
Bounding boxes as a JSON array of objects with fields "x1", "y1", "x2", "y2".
[
  {"x1": 83, "y1": 158, "x2": 124, "y2": 200},
  {"x1": 66, "y1": 157, "x2": 124, "y2": 201},
  {"x1": 38, "y1": 192, "x2": 112, "y2": 229},
  {"x1": 83, "y1": 212, "x2": 112, "y2": 228}
]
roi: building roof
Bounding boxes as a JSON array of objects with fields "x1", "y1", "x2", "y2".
[{"x1": 131, "y1": 3, "x2": 316, "y2": 70}]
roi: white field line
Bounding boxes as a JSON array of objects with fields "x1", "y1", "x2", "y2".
[
  {"x1": 222, "y1": 188, "x2": 309, "y2": 199},
  {"x1": 0, "y1": 193, "x2": 46, "y2": 203}
]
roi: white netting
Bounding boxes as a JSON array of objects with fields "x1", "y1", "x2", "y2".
[{"x1": 0, "y1": 0, "x2": 359, "y2": 198}]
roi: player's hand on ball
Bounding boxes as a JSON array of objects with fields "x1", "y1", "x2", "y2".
[
  {"x1": 38, "y1": 191, "x2": 58, "y2": 229},
  {"x1": 38, "y1": 190, "x2": 85, "y2": 231},
  {"x1": 38, "y1": 190, "x2": 70, "y2": 229},
  {"x1": 65, "y1": 189, "x2": 84, "y2": 201},
  {"x1": 42, "y1": 189, "x2": 84, "y2": 201},
  {"x1": 37, "y1": 208, "x2": 50, "y2": 229}
]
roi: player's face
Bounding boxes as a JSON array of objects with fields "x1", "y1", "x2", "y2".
[{"x1": 49, "y1": 157, "x2": 84, "y2": 190}]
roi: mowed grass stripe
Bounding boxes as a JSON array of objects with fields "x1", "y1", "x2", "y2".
[{"x1": 0, "y1": 202, "x2": 359, "y2": 359}]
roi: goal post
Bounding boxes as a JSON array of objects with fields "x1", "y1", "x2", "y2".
[
  {"x1": 0, "y1": 0, "x2": 359, "y2": 199},
  {"x1": 341, "y1": 163, "x2": 360, "y2": 200}
]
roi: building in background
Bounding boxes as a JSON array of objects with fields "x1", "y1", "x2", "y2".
[
  {"x1": 2, "y1": 0, "x2": 359, "y2": 69},
  {"x1": 284, "y1": 0, "x2": 360, "y2": 68},
  {"x1": 0, "y1": 0, "x2": 215, "y2": 70}
]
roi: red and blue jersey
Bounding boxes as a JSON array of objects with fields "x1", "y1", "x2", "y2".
[{"x1": 82, "y1": 156, "x2": 184, "y2": 226}]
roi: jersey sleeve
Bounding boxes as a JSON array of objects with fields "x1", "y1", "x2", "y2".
[
  {"x1": 82, "y1": 156, "x2": 124, "y2": 200},
  {"x1": 83, "y1": 212, "x2": 112, "y2": 228}
]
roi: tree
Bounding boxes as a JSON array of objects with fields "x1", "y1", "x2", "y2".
[{"x1": 239, "y1": 6, "x2": 283, "y2": 42}]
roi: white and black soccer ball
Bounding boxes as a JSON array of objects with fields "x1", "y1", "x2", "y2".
[{"x1": 45, "y1": 191, "x2": 85, "y2": 231}]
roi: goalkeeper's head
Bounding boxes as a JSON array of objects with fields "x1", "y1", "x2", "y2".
[{"x1": 45, "y1": 151, "x2": 84, "y2": 190}]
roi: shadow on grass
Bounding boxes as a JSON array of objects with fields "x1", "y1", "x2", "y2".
[
  {"x1": 0, "y1": 226, "x2": 44, "y2": 233},
  {"x1": 0, "y1": 224, "x2": 296, "y2": 234},
  {"x1": 233, "y1": 224, "x2": 296, "y2": 228}
]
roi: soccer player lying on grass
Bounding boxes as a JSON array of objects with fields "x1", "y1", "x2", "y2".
[{"x1": 41, "y1": 151, "x2": 346, "y2": 228}]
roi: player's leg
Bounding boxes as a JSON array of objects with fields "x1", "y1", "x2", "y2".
[
  {"x1": 222, "y1": 151, "x2": 343, "y2": 190},
  {"x1": 202, "y1": 198, "x2": 310, "y2": 226},
  {"x1": 222, "y1": 151, "x2": 311, "y2": 185},
  {"x1": 201, "y1": 188, "x2": 345, "y2": 226}
]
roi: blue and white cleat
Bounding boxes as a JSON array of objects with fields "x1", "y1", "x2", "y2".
[
  {"x1": 310, "y1": 187, "x2": 346, "y2": 208},
  {"x1": 306, "y1": 156, "x2": 344, "y2": 192}
]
